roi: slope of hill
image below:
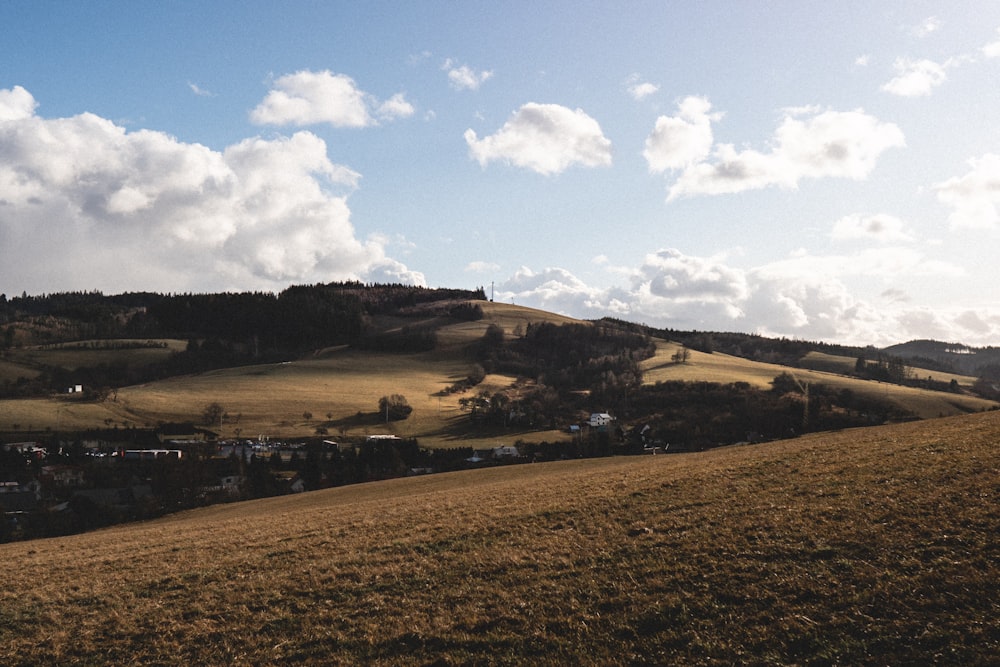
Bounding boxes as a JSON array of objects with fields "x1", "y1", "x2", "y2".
[
  {"x1": 1, "y1": 412, "x2": 997, "y2": 665},
  {"x1": 642, "y1": 342, "x2": 995, "y2": 420},
  {"x1": 1, "y1": 301, "x2": 997, "y2": 443},
  {"x1": 884, "y1": 339, "x2": 1000, "y2": 375}
]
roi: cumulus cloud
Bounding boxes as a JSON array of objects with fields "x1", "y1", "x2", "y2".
[
  {"x1": 643, "y1": 96, "x2": 719, "y2": 173},
  {"x1": 464, "y1": 103, "x2": 613, "y2": 175},
  {"x1": 984, "y1": 28, "x2": 1000, "y2": 58},
  {"x1": 881, "y1": 57, "x2": 949, "y2": 97},
  {"x1": 911, "y1": 16, "x2": 942, "y2": 38},
  {"x1": 375, "y1": 93, "x2": 415, "y2": 121},
  {"x1": 493, "y1": 246, "x2": 982, "y2": 346},
  {"x1": 0, "y1": 86, "x2": 422, "y2": 293},
  {"x1": 250, "y1": 70, "x2": 412, "y2": 127},
  {"x1": 831, "y1": 214, "x2": 914, "y2": 243},
  {"x1": 933, "y1": 153, "x2": 1000, "y2": 230},
  {"x1": 665, "y1": 105, "x2": 905, "y2": 199},
  {"x1": 443, "y1": 59, "x2": 493, "y2": 91},
  {"x1": 625, "y1": 74, "x2": 659, "y2": 101},
  {"x1": 0, "y1": 85, "x2": 36, "y2": 120}
]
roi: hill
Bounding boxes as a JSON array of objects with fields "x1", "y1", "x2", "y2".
[
  {"x1": 884, "y1": 339, "x2": 1000, "y2": 376},
  {"x1": 1, "y1": 300, "x2": 997, "y2": 446},
  {"x1": 1, "y1": 412, "x2": 997, "y2": 665}
]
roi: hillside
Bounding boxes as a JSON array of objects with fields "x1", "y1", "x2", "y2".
[
  {"x1": 643, "y1": 343, "x2": 994, "y2": 421},
  {"x1": 1, "y1": 300, "x2": 997, "y2": 446},
  {"x1": 0, "y1": 301, "x2": 583, "y2": 447},
  {"x1": 0, "y1": 302, "x2": 996, "y2": 447},
  {"x1": 1, "y1": 412, "x2": 997, "y2": 665},
  {"x1": 885, "y1": 339, "x2": 1000, "y2": 375}
]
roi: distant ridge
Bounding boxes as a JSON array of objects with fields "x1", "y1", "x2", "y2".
[{"x1": 885, "y1": 338, "x2": 1000, "y2": 375}]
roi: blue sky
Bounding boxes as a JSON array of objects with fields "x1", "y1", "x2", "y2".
[{"x1": 3, "y1": 1, "x2": 1000, "y2": 346}]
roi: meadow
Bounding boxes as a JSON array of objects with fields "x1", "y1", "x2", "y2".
[
  {"x1": 642, "y1": 341, "x2": 994, "y2": 420},
  {"x1": 1, "y1": 411, "x2": 997, "y2": 665},
  {"x1": 1, "y1": 302, "x2": 995, "y2": 444}
]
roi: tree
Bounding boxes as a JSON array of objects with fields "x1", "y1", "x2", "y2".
[
  {"x1": 202, "y1": 402, "x2": 225, "y2": 427},
  {"x1": 671, "y1": 346, "x2": 690, "y2": 364},
  {"x1": 378, "y1": 394, "x2": 413, "y2": 421},
  {"x1": 483, "y1": 323, "x2": 505, "y2": 348}
]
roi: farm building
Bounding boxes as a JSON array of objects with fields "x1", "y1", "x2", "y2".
[{"x1": 588, "y1": 413, "x2": 614, "y2": 428}]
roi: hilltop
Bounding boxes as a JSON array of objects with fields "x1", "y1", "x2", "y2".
[{"x1": 1, "y1": 411, "x2": 997, "y2": 664}]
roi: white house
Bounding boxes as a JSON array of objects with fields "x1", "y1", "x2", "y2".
[
  {"x1": 588, "y1": 413, "x2": 614, "y2": 428},
  {"x1": 492, "y1": 445, "x2": 521, "y2": 459}
]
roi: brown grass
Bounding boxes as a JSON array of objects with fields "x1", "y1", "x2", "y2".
[
  {"x1": 800, "y1": 350, "x2": 979, "y2": 387},
  {"x1": 0, "y1": 304, "x2": 582, "y2": 445},
  {"x1": 6, "y1": 339, "x2": 187, "y2": 372},
  {"x1": 0, "y1": 358, "x2": 40, "y2": 383},
  {"x1": 2, "y1": 306, "x2": 996, "y2": 440},
  {"x1": 643, "y1": 341, "x2": 995, "y2": 419},
  {"x1": 1, "y1": 412, "x2": 998, "y2": 665}
]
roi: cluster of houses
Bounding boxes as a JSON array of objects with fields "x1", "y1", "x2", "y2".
[
  {"x1": 3, "y1": 412, "x2": 628, "y2": 539},
  {"x1": 0, "y1": 424, "x2": 227, "y2": 530}
]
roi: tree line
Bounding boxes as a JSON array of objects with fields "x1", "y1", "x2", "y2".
[{"x1": 0, "y1": 284, "x2": 486, "y2": 398}]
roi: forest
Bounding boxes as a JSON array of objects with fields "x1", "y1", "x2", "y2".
[{"x1": 0, "y1": 283, "x2": 486, "y2": 398}]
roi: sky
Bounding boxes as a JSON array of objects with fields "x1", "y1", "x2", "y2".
[{"x1": 2, "y1": 1, "x2": 1000, "y2": 347}]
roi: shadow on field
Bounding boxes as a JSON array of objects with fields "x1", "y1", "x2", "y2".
[{"x1": 416, "y1": 413, "x2": 551, "y2": 443}]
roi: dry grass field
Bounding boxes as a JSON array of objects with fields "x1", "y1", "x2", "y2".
[
  {"x1": 1, "y1": 303, "x2": 996, "y2": 442},
  {"x1": 0, "y1": 358, "x2": 39, "y2": 384},
  {"x1": 6, "y1": 339, "x2": 188, "y2": 372},
  {"x1": 799, "y1": 350, "x2": 979, "y2": 388},
  {"x1": 1, "y1": 412, "x2": 997, "y2": 665},
  {"x1": 642, "y1": 341, "x2": 995, "y2": 419}
]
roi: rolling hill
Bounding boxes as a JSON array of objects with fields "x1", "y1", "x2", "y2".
[
  {"x1": 1, "y1": 411, "x2": 996, "y2": 664},
  {"x1": 1, "y1": 301, "x2": 996, "y2": 446}
]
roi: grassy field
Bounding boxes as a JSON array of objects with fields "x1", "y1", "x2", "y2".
[
  {"x1": 6, "y1": 339, "x2": 188, "y2": 372},
  {"x1": 799, "y1": 350, "x2": 979, "y2": 387},
  {"x1": 643, "y1": 341, "x2": 995, "y2": 419},
  {"x1": 1, "y1": 411, "x2": 997, "y2": 665},
  {"x1": 0, "y1": 357, "x2": 39, "y2": 383},
  {"x1": 1, "y1": 304, "x2": 996, "y2": 441}
]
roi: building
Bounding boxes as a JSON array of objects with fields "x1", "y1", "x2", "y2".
[{"x1": 588, "y1": 413, "x2": 614, "y2": 428}]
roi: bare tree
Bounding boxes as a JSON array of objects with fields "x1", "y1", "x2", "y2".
[{"x1": 202, "y1": 402, "x2": 225, "y2": 427}]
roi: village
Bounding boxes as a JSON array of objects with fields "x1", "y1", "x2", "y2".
[{"x1": 0, "y1": 412, "x2": 623, "y2": 542}]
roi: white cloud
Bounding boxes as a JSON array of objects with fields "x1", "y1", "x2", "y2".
[
  {"x1": 0, "y1": 86, "x2": 420, "y2": 293},
  {"x1": 933, "y1": 153, "x2": 1000, "y2": 230},
  {"x1": 464, "y1": 103, "x2": 613, "y2": 175},
  {"x1": 881, "y1": 58, "x2": 948, "y2": 97},
  {"x1": 188, "y1": 82, "x2": 214, "y2": 97},
  {"x1": 465, "y1": 260, "x2": 500, "y2": 273},
  {"x1": 0, "y1": 85, "x2": 37, "y2": 121},
  {"x1": 983, "y1": 28, "x2": 1000, "y2": 58},
  {"x1": 912, "y1": 16, "x2": 942, "y2": 38},
  {"x1": 493, "y1": 246, "x2": 981, "y2": 346},
  {"x1": 250, "y1": 70, "x2": 411, "y2": 128},
  {"x1": 636, "y1": 248, "x2": 748, "y2": 304},
  {"x1": 830, "y1": 214, "x2": 914, "y2": 243},
  {"x1": 376, "y1": 93, "x2": 415, "y2": 121},
  {"x1": 629, "y1": 82, "x2": 659, "y2": 101},
  {"x1": 494, "y1": 266, "x2": 593, "y2": 312},
  {"x1": 643, "y1": 96, "x2": 720, "y2": 173},
  {"x1": 855, "y1": 54, "x2": 871, "y2": 67},
  {"x1": 666, "y1": 106, "x2": 905, "y2": 199},
  {"x1": 625, "y1": 74, "x2": 659, "y2": 101},
  {"x1": 408, "y1": 50, "x2": 433, "y2": 66},
  {"x1": 443, "y1": 59, "x2": 493, "y2": 91}
]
